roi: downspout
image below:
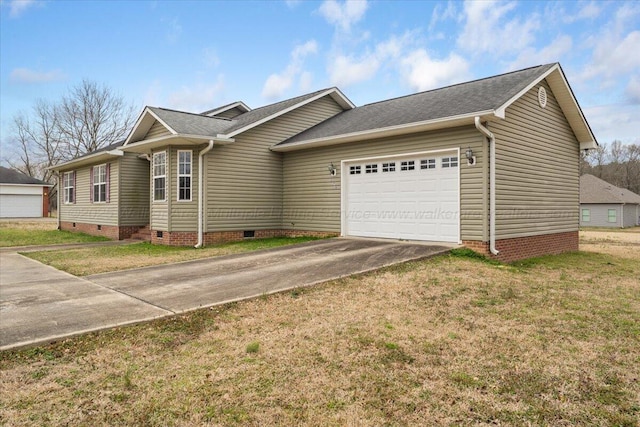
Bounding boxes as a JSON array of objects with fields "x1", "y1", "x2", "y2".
[
  {"x1": 56, "y1": 173, "x2": 61, "y2": 230},
  {"x1": 195, "y1": 140, "x2": 215, "y2": 248},
  {"x1": 474, "y1": 117, "x2": 499, "y2": 255}
]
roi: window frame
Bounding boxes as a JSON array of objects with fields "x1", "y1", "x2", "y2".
[
  {"x1": 63, "y1": 171, "x2": 75, "y2": 204},
  {"x1": 607, "y1": 209, "x2": 617, "y2": 223},
  {"x1": 153, "y1": 151, "x2": 167, "y2": 202},
  {"x1": 349, "y1": 165, "x2": 361, "y2": 175},
  {"x1": 400, "y1": 160, "x2": 415, "y2": 171},
  {"x1": 92, "y1": 163, "x2": 108, "y2": 203},
  {"x1": 442, "y1": 156, "x2": 459, "y2": 168},
  {"x1": 421, "y1": 158, "x2": 436, "y2": 170},
  {"x1": 365, "y1": 164, "x2": 378, "y2": 174},
  {"x1": 581, "y1": 208, "x2": 590, "y2": 222},
  {"x1": 177, "y1": 150, "x2": 192, "y2": 202},
  {"x1": 382, "y1": 162, "x2": 395, "y2": 172}
]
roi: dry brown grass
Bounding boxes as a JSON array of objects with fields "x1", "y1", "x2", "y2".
[
  {"x1": 1, "y1": 235, "x2": 639, "y2": 426},
  {"x1": 0, "y1": 220, "x2": 57, "y2": 231}
]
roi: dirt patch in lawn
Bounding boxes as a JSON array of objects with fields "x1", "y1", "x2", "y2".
[{"x1": 1, "y1": 235, "x2": 638, "y2": 426}]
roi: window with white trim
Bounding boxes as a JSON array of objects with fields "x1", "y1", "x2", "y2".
[
  {"x1": 93, "y1": 164, "x2": 107, "y2": 202},
  {"x1": 349, "y1": 165, "x2": 361, "y2": 175},
  {"x1": 442, "y1": 156, "x2": 458, "y2": 168},
  {"x1": 421, "y1": 158, "x2": 436, "y2": 170},
  {"x1": 177, "y1": 150, "x2": 192, "y2": 201},
  {"x1": 608, "y1": 209, "x2": 617, "y2": 223},
  {"x1": 382, "y1": 162, "x2": 395, "y2": 172},
  {"x1": 63, "y1": 171, "x2": 75, "y2": 204},
  {"x1": 400, "y1": 160, "x2": 415, "y2": 171},
  {"x1": 365, "y1": 164, "x2": 378, "y2": 174},
  {"x1": 153, "y1": 151, "x2": 167, "y2": 202},
  {"x1": 581, "y1": 209, "x2": 590, "y2": 222}
]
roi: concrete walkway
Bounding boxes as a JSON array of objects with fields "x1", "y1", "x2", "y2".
[{"x1": 0, "y1": 238, "x2": 453, "y2": 350}]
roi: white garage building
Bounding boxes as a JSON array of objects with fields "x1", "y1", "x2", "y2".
[{"x1": 0, "y1": 166, "x2": 52, "y2": 218}]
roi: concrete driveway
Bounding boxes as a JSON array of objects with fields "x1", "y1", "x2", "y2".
[{"x1": 1, "y1": 238, "x2": 453, "y2": 350}]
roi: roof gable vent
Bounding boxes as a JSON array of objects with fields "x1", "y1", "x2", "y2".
[{"x1": 538, "y1": 86, "x2": 547, "y2": 108}]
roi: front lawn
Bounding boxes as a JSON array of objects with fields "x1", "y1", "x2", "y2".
[
  {"x1": 0, "y1": 221, "x2": 109, "y2": 247},
  {"x1": 24, "y1": 236, "x2": 323, "y2": 276},
  {"x1": 1, "y1": 237, "x2": 638, "y2": 425}
]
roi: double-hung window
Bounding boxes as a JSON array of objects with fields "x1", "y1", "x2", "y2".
[
  {"x1": 63, "y1": 171, "x2": 75, "y2": 204},
  {"x1": 92, "y1": 164, "x2": 107, "y2": 202},
  {"x1": 608, "y1": 209, "x2": 617, "y2": 223},
  {"x1": 177, "y1": 150, "x2": 192, "y2": 201},
  {"x1": 153, "y1": 151, "x2": 167, "y2": 202}
]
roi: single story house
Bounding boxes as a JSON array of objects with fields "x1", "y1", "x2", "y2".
[
  {"x1": 53, "y1": 63, "x2": 597, "y2": 262},
  {"x1": 0, "y1": 166, "x2": 52, "y2": 218},
  {"x1": 580, "y1": 174, "x2": 640, "y2": 228}
]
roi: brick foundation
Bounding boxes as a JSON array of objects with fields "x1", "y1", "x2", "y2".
[
  {"x1": 60, "y1": 221, "x2": 145, "y2": 240},
  {"x1": 463, "y1": 230, "x2": 579, "y2": 263},
  {"x1": 150, "y1": 229, "x2": 339, "y2": 246}
]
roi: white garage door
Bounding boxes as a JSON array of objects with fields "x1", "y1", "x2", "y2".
[
  {"x1": 0, "y1": 194, "x2": 42, "y2": 218},
  {"x1": 343, "y1": 151, "x2": 459, "y2": 242}
]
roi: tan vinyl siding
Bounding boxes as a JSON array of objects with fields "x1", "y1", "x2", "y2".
[
  {"x1": 489, "y1": 79, "x2": 580, "y2": 239},
  {"x1": 145, "y1": 121, "x2": 172, "y2": 139},
  {"x1": 150, "y1": 149, "x2": 169, "y2": 231},
  {"x1": 205, "y1": 95, "x2": 345, "y2": 231},
  {"x1": 118, "y1": 152, "x2": 150, "y2": 226},
  {"x1": 59, "y1": 161, "x2": 119, "y2": 226},
  {"x1": 282, "y1": 126, "x2": 486, "y2": 240},
  {"x1": 169, "y1": 146, "x2": 200, "y2": 232}
]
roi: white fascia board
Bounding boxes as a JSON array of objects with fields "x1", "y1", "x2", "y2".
[
  {"x1": 271, "y1": 110, "x2": 497, "y2": 152},
  {"x1": 494, "y1": 64, "x2": 559, "y2": 118},
  {"x1": 120, "y1": 134, "x2": 234, "y2": 154},
  {"x1": 204, "y1": 101, "x2": 251, "y2": 117},
  {"x1": 225, "y1": 88, "x2": 355, "y2": 138},
  {"x1": 1, "y1": 183, "x2": 53, "y2": 188},
  {"x1": 49, "y1": 149, "x2": 125, "y2": 171},
  {"x1": 124, "y1": 107, "x2": 178, "y2": 145}
]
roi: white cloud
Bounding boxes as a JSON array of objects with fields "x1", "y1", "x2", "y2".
[
  {"x1": 457, "y1": 0, "x2": 539, "y2": 55},
  {"x1": 582, "y1": 30, "x2": 640, "y2": 87},
  {"x1": 164, "y1": 18, "x2": 182, "y2": 44},
  {"x1": 326, "y1": 33, "x2": 411, "y2": 87},
  {"x1": 285, "y1": 0, "x2": 301, "y2": 7},
  {"x1": 167, "y1": 75, "x2": 225, "y2": 112},
  {"x1": 584, "y1": 103, "x2": 640, "y2": 144},
  {"x1": 8, "y1": 0, "x2": 37, "y2": 18},
  {"x1": 626, "y1": 75, "x2": 640, "y2": 104},
  {"x1": 262, "y1": 40, "x2": 318, "y2": 99},
  {"x1": 429, "y1": 1, "x2": 456, "y2": 31},
  {"x1": 318, "y1": 0, "x2": 368, "y2": 32},
  {"x1": 202, "y1": 47, "x2": 220, "y2": 68},
  {"x1": 507, "y1": 35, "x2": 573, "y2": 71},
  {"x1": 401, "y1": 50, "x2": 471, "y2": 92},
  {"x1": 9, "y1": 67, "x2": 65, "y2": 83},
  {"x1": 577, "y1": 1, "x2": 601, "y2": 20}
]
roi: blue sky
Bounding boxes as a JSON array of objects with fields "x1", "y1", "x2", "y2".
[{"x1": 1, "y1": 0, "x2": 639, "y2": 154}]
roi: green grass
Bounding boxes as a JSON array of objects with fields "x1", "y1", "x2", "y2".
[
  {"x1": 24, "y1": 236, "x2": 323, "y2": 276},
  {"x1": 0, "y1": 227, "x2": 109, "y2": 247}
]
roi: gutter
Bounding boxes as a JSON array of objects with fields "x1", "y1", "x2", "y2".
[
  {"x1": 57, "y1": 174, "x2": 61, "y2": 230},
  {"x1": 474, "y1": 117, "x2": 499, "y2": 255},
  {"x1": 195, "y1": 140, "x2": 215, "y2": 248}
]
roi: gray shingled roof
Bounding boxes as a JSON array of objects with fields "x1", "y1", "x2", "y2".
[
  {"x1": 148, "y1": 107, "x2": 233, "y2": 137},
  {"x1": 221, "y1": 88, "x2": 334, "y2": 135},
  {"x1": 277, "y1": 64, "x2": 556, "y2": 146},
  {"x1": 0, "y1": 166, "x2": 50, "y2": 185},
  {"x1": 200, "y1": 101, "x2": 250, "y2": 116},
  {"x1": 580, "y1": 174, "x2": 640, "y2": 204},
  {"x1": 145, "y1": 88, "x2": 333, "y2": 138}
]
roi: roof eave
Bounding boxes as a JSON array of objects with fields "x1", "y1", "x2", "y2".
[
  {"x1": 495, "y1": 64, "x2": 598, "y2": 150},
  {"x1": 124, "y1": 107, "x2": 178, "y2": 145},
  {"x1": 271, "y1": 110, "x2": 497, "y2": 152},
  {"x1": 50, "y1": 149, "x2": 124, "y2": 171},
  {"x1": 120, "y1": 134, "x2": 234, "y2": 154}
]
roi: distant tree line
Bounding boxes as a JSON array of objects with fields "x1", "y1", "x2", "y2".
[
  {"x1": 3, "y1": 80, "x2": 135, "y2": 183},
  {"x1": 581, "y1": 141, "x2": 640, "y2": 195}
]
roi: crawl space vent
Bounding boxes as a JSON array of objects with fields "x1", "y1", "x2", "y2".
[{"x1": 538, "y1": 86, "x2": 547, "y2": 108}]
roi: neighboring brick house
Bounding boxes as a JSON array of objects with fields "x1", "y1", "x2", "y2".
[
  {"x1": 53, "y1": 63, "x2": 597, "y2": 262},
  {"x1": 580, "y1": 174, "x2": 640, "y2": 228}
]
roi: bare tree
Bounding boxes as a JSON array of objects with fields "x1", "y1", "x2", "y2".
[
  {"x1": 57, "y1": 80, "x2": 135, "y2": 158},
  {"x1": 3, "y1": 80, "x2": 135, "y2": 181},
  {"x1": 5, "y1": 100, "x2": 61, "y2": 183}
]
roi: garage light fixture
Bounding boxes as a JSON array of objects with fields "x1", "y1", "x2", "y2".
[
  {"x1": 328, "y1": 163, "x2": 337, "y2": 176},
  {"x1": 465, "y1": 147, "x2": 476, "y2": 165}
]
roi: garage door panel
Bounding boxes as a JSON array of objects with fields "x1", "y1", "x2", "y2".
[
  {"x1": 345, "y1": 151, "x2": 459, "y2": 242},
  {"x1": 0, "y1": 194, "x2": 42, "y2": 218}
]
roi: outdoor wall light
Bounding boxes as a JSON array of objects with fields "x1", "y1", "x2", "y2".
[
  {"x1": 465, "y1": 147, "x2": 476, "y2": 165},
  {"x1": 328, "y1": 162, "x2": 337, "y2": 176}
]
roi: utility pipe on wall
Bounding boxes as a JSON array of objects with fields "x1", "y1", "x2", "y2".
[
  {"x1": 474, "y1": 117, "x2": 499, "y2": 255},
  {"x1": 195, "y1": 140, "x2": 214, "y2": 248}
]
